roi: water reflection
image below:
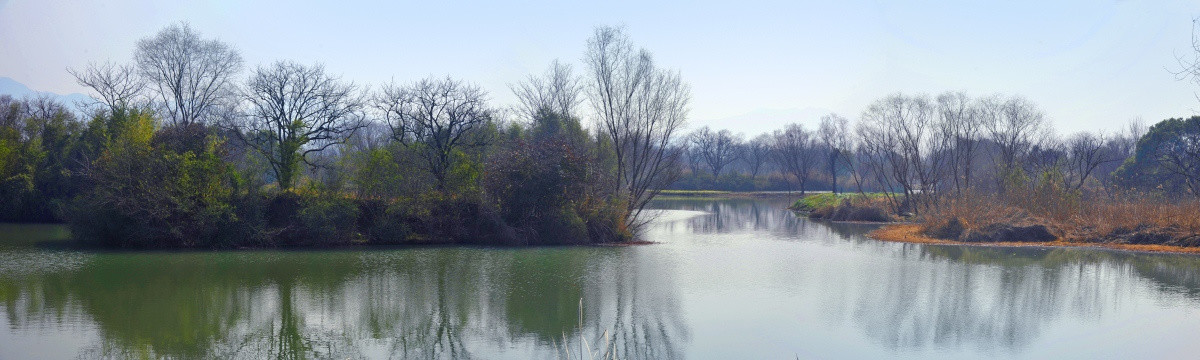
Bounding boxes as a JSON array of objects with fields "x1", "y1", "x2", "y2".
[
  {"x1": 648, "y1": 199, "x2": 1200, "y2": 355},
  {"x1": 0, "y1": 247, "x2": 686, "y2": 359},
  {"x1": 4, "y1": 199, "x2": 1200, "y2": 358}
]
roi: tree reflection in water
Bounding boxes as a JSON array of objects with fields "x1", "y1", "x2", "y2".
[
  {"x1": 649, "y1": 198, "x2": 1200, "y2": 353},
  {"x1": 0, "y1": 245, "x2": 687, "y2": 359},
  {"x1": 4, "y1": 199, "x2": 1200, "y2": 358}
]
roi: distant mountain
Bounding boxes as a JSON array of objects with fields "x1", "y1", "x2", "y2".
[{"x1": 0, "y1": 77, "x2": 94, "y2": 113}]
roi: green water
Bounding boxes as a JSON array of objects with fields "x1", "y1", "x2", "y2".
[{"x1": 3, "y1": 198, "x2": 1200, "y2": 359}]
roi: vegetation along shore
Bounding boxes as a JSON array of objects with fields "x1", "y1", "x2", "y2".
[{"x1": 0, "y1": 24, "x2": 689, "y2": 248}]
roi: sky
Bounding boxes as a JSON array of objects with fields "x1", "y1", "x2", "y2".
[{"x1": 2, "y1": 0, "x2": 1199, "y2": 136}]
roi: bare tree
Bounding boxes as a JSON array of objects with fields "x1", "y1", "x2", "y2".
[
  {"x1": 818, "y1": 113, "x2": 850, "y2": 194},
  {"x1": 511, "y1": 60, "x2": 582, "y2": 119},
  {"x1": 585, "y1": 26, "x2": 690, "y2": 227},
  {"x1": 771, "y1": 123, "x2": 819, "y2": 195},
  {"x1": 683, "y1": 145, "x2": 705, "y2": 175},
  {"x1": 239, "y1": 61, "x2": 365, "y2": 189},
  {"x1": 1064, "y1": 131, "x2": 1119, "y2": 190},
  {"x1": 69, "y1": 61, "x2": 144, "y2": 113},
  {"x1": 688, "y1": 126, "x2": 741, "y2": 176},
  {"x1": 1024, "y1": 135, "x2": 1065, "y2": 178},
  {"x1": 936, "y1": 91, "x2": 982, "y2": 193},
  {"x1": 20, "y1": 95, "x2": 74, "y2": 124},
  {"x1": 135, "y1": 22, "x2": 243, "y2": 126},
  {"x1": 375, "y1": 76, "x2": 493, "y2": 191},
  {"x1": 857, "y1": 93, "x2": 944, "y2": 213},
  {"x1": 857, "y1": 115, "x2": 905, "y2": 212},
  {"x1": 743, "y1": 133, "x2": 773, "y2": 179},
  {"x1": 1097, "y1": 118, "x2": 1146, "y2": 190},
  {"x1": 980, "y1": 94, "x2": 1049, "y2": 193},
  {"x1": 1174, "y1": 17, "x2": 1200, "y2": 103}
]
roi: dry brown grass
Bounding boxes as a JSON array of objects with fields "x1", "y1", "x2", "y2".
[
  {"x1": 912, "y1": 188, "x2": 1200, "y2": 249},
  {"x1": 1067, "y1": 194, "x2": 1200, "y2": 239},
  {"x1": 871, "y1": 223, "x2": 1200, "y2": 255}
]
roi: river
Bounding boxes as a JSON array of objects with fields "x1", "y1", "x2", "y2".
[{"x1": 2, "y1": 198, "x2": 1200, "y2": 359}]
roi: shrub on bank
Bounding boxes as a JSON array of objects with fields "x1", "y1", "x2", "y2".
[{"x1": 68, "y1": 110, "x2": 242, "y2": 248}]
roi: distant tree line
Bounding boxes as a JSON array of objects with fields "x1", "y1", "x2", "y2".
[
  {"x1": 0, "y1": 23, "x2": 688, "y2": 247},
  {"x1": 675, "y1": 85, "x2": 1200, "y2": 215},
  {"x1": 676, "y1": 19, "x2": 1200, "y2": 214}
]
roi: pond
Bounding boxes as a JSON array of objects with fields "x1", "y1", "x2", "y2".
[{"x1": 2, "y1": 198, "x2": 1200, "y2": 359}]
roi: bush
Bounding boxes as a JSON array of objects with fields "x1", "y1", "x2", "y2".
[
  {"x1": 360, "y1": 200, "x2": 413, "y2": 244},
  {"x1": 68, "y1": 122, "x2": 240, "y2": 248}
]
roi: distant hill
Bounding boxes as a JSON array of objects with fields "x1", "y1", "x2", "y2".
[{"x1": 0, "y1": 77, "x2": 94, "y2": 114}]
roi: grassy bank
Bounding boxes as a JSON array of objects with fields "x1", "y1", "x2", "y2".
[
  {"x1": 654, "y1": 190, "x2": 806, "y2": 200},
  {"x1": 788, "y1": 193, "x2": 897, "y2": 222}
]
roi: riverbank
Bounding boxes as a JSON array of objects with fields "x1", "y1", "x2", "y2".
[
  {"x1": 869, "y1": 224, "x2": 1200, "y2": 255},
  {"x1": 861, "y1": 192, "x2": 1200, "y2": 255},
  {"x1": 654, "y1": 190, "x2": 812, "y2": 200},
  {"x1": 788, "y1": 193, "x2": 897, "y2": 223}
]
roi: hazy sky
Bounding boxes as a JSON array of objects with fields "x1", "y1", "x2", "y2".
[{"x1": 2, "y1": 0, "x2": 1199, "y2": 135}]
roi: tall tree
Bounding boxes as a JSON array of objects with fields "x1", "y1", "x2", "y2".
[
  {"x1": 135, "y1": 22, "x2": 243, "y2": 126},
  {"x1": 858, "y1": 94, "x2": 945, "y2": 213},
  {"x1": 1064, "y1": 131, "x2": 1118, "y2": 190},
  {"x1": 771, "y1": 123, "x2": 819, "y2": 195},
  {"x1": 240, "y1": 61, "x2": 365, "y2": 189},
  {"x1": 584, "y1": 26, "x2": 690, "y2": 227},
  {"x1": 743, "y1": 133, "x2": 773, "y2": 179},
  {"x1": 375, "y1": 76, "x2": 493, "y2": 191},
  {"x1": 935, "y1": 91, "x2": 981, "y2": 194},
  {"x1": 689, "y1": 126, "x2": 741, "y2": 177},
  {"x1": 818, "y1": 113, "x2": 850, "y2": 194},
  {"x1": 980, "y1": 95, "x2": 1049, "y2": 193}
]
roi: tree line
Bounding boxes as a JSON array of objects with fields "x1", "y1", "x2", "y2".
[
  {"x1": 676, "y1": 87, "x2": 1200, "y2": 216},
  {"x1": 0, "y1": 23, "x2": 688, "y2": 247}
]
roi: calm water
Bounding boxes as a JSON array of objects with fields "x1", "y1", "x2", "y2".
[{"x1": 3, "y1": 198, "x2": 1200, "y2": 359}]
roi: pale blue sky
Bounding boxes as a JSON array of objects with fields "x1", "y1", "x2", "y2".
[{"x1": 1, "y1": 0, "x2": 1198, "y2": 135}]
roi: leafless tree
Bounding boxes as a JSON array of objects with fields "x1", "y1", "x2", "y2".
[
  {"x1": 1174, "y1": 17, "x2": 1200, "y2": 103},
  {"x1": 135, "y1": 22, "x2": 243, "y2": 126},
  {"x1": 771, "y1": 123, "x2": 819, "y2": 195},
  {"x1": 980, "y1": 94, "x2": 1049, "y2": 193},
  {"x1": 511, "y1": 60, "x2": 582, "y2": 120},
  {"x1": 375, "y1": 76, "x2": 493, "y2": 191},
  {"x1": 69, "y1": 61, "x2": 144, "y2": 113},
  {"x1": 20, "y1": 95, "x2": 74, "y2": 123},
  {"x1": 682, "y1": 146, "x2": 704, "y2": 175},
  {"x1": 239, "y1": 61, "x2": 365, "y2": 189},
  {"x1": 743, "y1": 133, "x2": 773, "y2": 179},
  {"x1": 857, "y1": 114, "x2": 905, "y2": 212},
  {"x1": 818, "y1": 113, "x2": 850, "y2": 194},
  {"x1": 1064, "y1": 131, "x2": 1120, "y2": 190},
  {"x1": 584, "y1": 26, "x2": 690, "y2": 227},
  {"x1": 688, "y1": 126, "x2": 741, "y2": 176},
  {"x1": 1024, "y1": 135, "x2": 1065, "y2": 178},
  {"x1": 1096, "y1": 118, "x2": 1146, "y2": 190},
  {"x1": 936, "y1": 91, "x2": 982, "y2": 193},
  {"x1": 857, "y1": 93, "x2": 945, "y2": 213}
]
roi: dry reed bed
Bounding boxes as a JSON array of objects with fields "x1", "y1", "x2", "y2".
[{"x1": 872, "y1": 191, "x2": 1200, "y2": 254}]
